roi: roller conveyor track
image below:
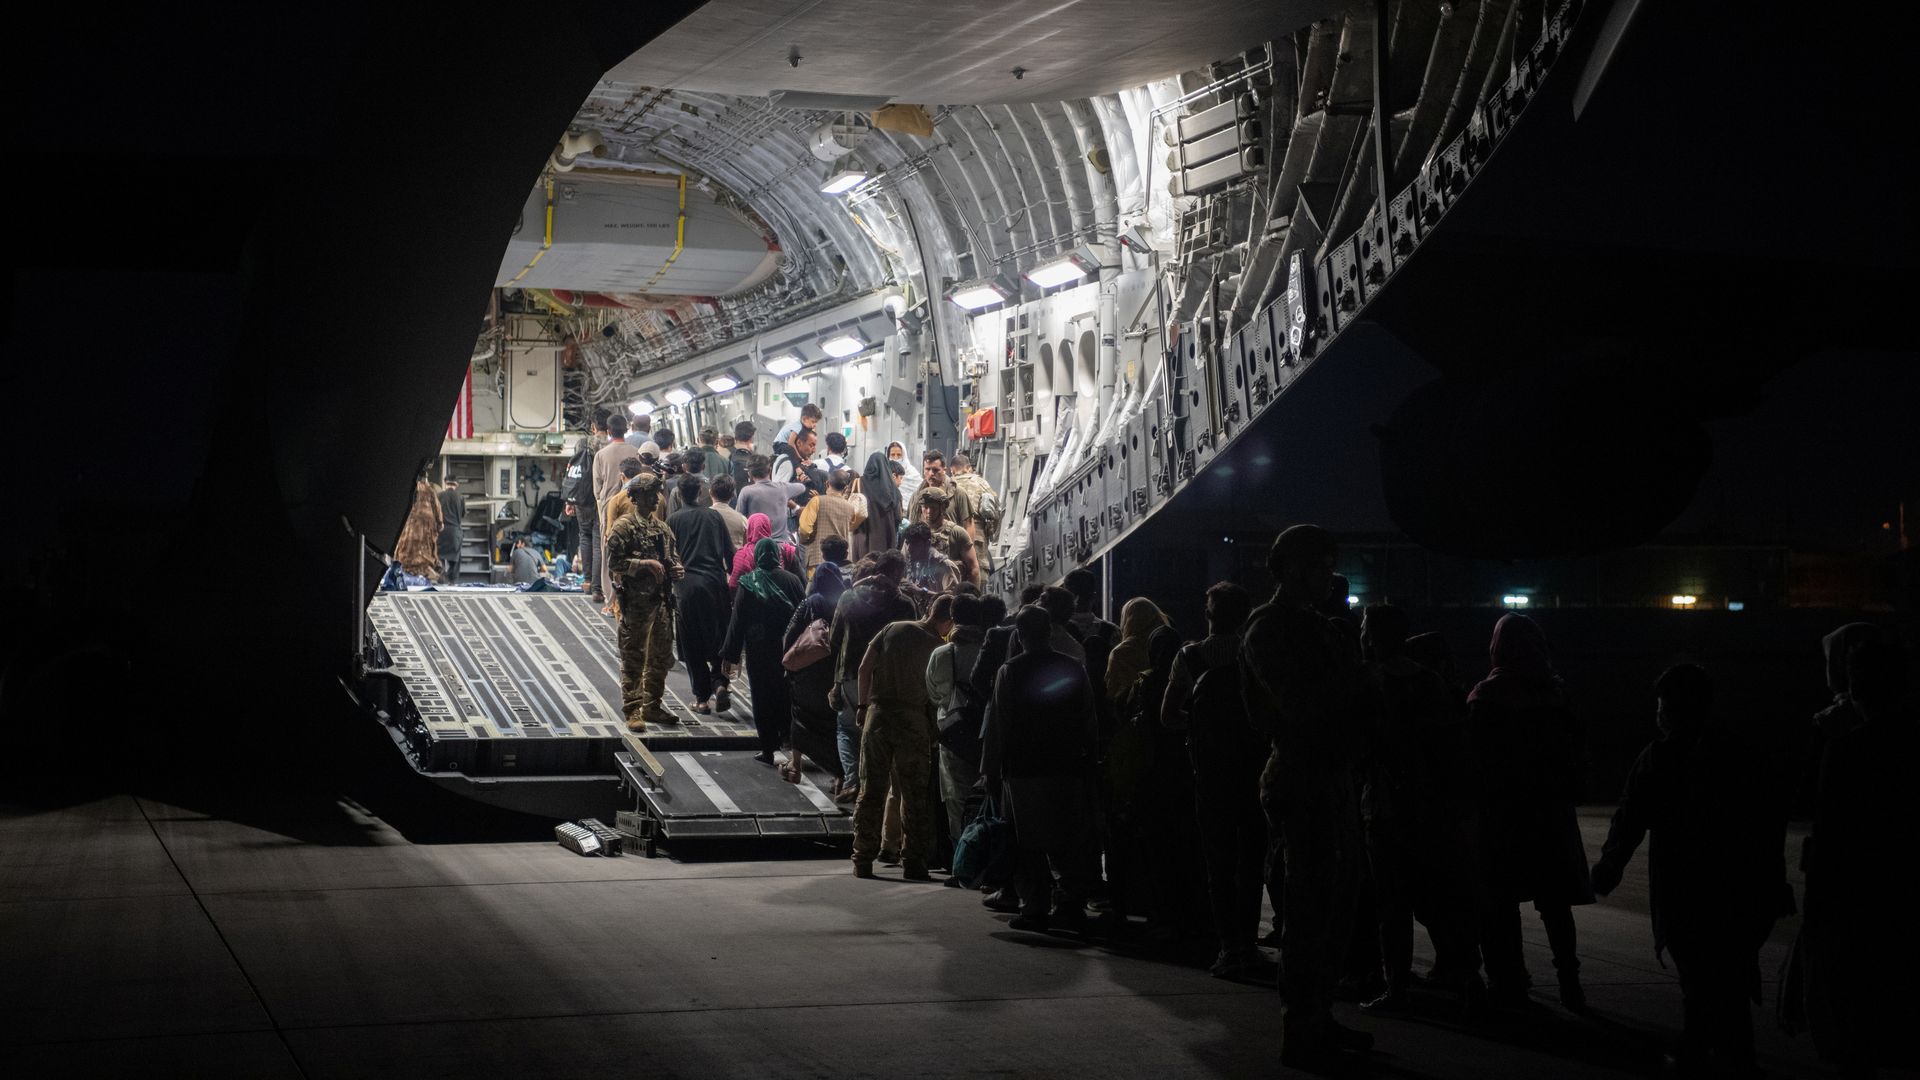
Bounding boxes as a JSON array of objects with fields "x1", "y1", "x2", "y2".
[
  {"x1": 367, "y1": 590, "x2": 763, "y2": 771},
  {"x1": 359, "y1": 589, "x2": 851, "y2": 843}
]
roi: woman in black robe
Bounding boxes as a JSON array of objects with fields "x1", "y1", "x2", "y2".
[
  {"x1": 1469, "y1": 612, "x2": 1594, "y2": 1009},
  {"x1": 850, "y1": 451, "x2": 900, "y2": 560},
  {"x1": 782, "y1": 560, "x2": 850, "y2": 782},
  {"x1": 722, "y1": 538, "x2": 804, "y2": 764},
  {"x1": 666, "y1": 477, "x2": 736, "y2": 714}
]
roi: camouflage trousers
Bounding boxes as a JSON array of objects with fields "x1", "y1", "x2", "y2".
[
  {"x1": 1263, "y1": 752, "x2": 1361, "y2": 1039},
  {"x1": 852, "y1": 709, "x2": 936, "y2": 870},
  {"x1": 618, "y1": 597, "x2": 674, "y2": 722}
]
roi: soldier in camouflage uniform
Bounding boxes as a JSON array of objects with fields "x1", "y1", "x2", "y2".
[
  {"x1": 1240, "y1": 524, "x2": 1374, "y2": 1069},
  {"x1": 604, "y1": 474, "x2": 683, "y2": 731}
]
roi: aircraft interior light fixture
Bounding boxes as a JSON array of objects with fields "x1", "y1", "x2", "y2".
[
  {"x1": 1501, "y1": 594, "x2": 1530, "y2": 607},
  {"x1": 1023, "y1": 244, "x2": 1101, "y2": 288},
  {"x1": 1346, "y1": 594, "x2": 1359, "y2": 607},
  {"x1": 819, "y1": 169, "x2": 868, "y2": 195},
  {"x1": 628, "y1": 398, "x2": 656, "y2": 416},
  {"x1": 763, "y1": 353, "x2": 804, "y2": 377},
  {"x1": 663, "y1": 386, "x2": 695, "y2": 407},
  {"x1": 948, "y1": 277, "x2": 1014, "y2": 310},
  {"x1": 819, "y1": 332, "x2": 866, "y2": 358},
  {"x1": 704, "y1": 370, "x2": 742, "y2": 393},
  {"x1": 1671, "y1": 594, "x2": 1697, "y2": 607}
]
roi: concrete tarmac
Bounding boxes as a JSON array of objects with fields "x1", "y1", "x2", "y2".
[{"x1": 0, "y1": 799, "x2": 1844, "y2": 1078}]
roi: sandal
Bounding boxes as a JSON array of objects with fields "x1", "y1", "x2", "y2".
[{"x1": 691, "y1": 701, "x2": 712, "y2": 715}]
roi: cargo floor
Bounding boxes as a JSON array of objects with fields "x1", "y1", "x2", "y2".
[{"x1": 368, "y1": 589, "x2": 762, "y2": 750}]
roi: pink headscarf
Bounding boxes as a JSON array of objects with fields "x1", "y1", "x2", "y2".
[
  {"x1": 1467, "y1": 612, "x2": 1562, "y2": 707},
  {"x1": 730, "y1": 513, "x2": 797, "y2": 590}
]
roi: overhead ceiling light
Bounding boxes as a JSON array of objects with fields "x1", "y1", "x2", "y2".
[
  {"x1": 628, "y1": 398, "x2": 655, "y2": 416},
  {"x1": 763, "y1": 353, "x2": 803, "y2": 377},
  {"x1": 704, "y1": 371, "x2": 741, "y2": 393},
  {"x1": 1024, "y1": 245, "x2": 1102, "y2": 288},
  {"x1": 820, "y1": 169, "x2": 868, "y2": 195},
  {"x1": 819, "y1": 332, "x2": 866, "y2": 358},
  {"x1": 663, "y1": 386, "x2": 694, "y2": 407},
  {"x1": 949, "y1": 278, "x2": 1014, "y2": 310}
]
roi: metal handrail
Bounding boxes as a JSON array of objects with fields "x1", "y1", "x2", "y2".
[{"x1": 342, "y1": 515, "x2": 389, "y2": 674}]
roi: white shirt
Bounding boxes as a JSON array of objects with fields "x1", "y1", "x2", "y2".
[{"x1": 894, "y1": 459, "x2": 922, "y2": 508}]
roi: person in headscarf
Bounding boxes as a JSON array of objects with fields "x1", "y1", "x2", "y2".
[
  {"x1": 721, "y1": 538, "x2": 804, "y2": 765},
  {"x1": 395, "y1": 474, "x2": 444, "y2": 580},
  {"x1": 1792, "y1": 622, "x2": 1877, "y2": 816},
  {"x1": 887, "y1": 440, "x2": 922, "y2": 509},
  {"x1": 1102, "y1": 597, "x2": 1170, "y2": 708},
  {"x1": 666, "y1": 475, "x2": 737, "y2": 715},
  {"x1": 729, "y1": 513, "x2": 800, "y2": 592},
  {"x1": 782, "y1": 557, "x2": 852, "y2": 783},
  {"x1": 1787, "y1": 626, "x2": 1918, "y2": 1073},
  {"x1": 851, "y1": 451, "x2": 901, "y2": 560},
  {"x1": 1130, "y1": 621, "x2": 1208, "y2": 936},
  {"x1": 1468, "y1": 611, "x2": 1593, "y2": 1010}
]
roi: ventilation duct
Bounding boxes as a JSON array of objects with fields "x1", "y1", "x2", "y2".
[{"x1": 809, "y1": 115, "x2": 872, "y2": 161}]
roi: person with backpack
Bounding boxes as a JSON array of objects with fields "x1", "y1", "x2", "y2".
[
  {"x1": 850, "y1": 593, "x2": 955, "y2": 881},
  {"x1": 983, "y1": 604, "x2": 1101, "y2": 933},
  {"x1": 828, "y1": 552, "x2": 917, "y2": 803},
  {"x1": 1162, "y1": 582, "x2": 1268, "y2": 978},
  {"x1": 1062, "y1": 568, "x2": 1117, "y2": 692},
  {"x1": 728, "y1": 420, "x2": 757, "y2": 491},
  {"x1": 927, "y1": 593, "x2": 993, "y2": 847},
  {"x1": 564, "y1": 412, "x2": 607, "y2": 602},
  {"x1": 949, "y1": 450, "x2": 1000, "y2": 572}
]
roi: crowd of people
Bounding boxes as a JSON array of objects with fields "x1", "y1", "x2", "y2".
[
  {"x1": 565, "y1": 407, "x2": 1001, "y2": 744},
  {"x1": 562, "y1": 410, "x2": 1913, "y2": 1077}
]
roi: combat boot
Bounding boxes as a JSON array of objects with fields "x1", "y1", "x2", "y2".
[
  {"x1": 642, "y1": 706, "x2": 678, "y2": 729},
  {"x1": 624, "y1": 713, "x2": 648, "y2": 732}
]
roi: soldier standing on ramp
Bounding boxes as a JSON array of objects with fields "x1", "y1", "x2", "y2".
[{"x1": 605, "y1": 474, "x2": 683, "y2": 731}]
